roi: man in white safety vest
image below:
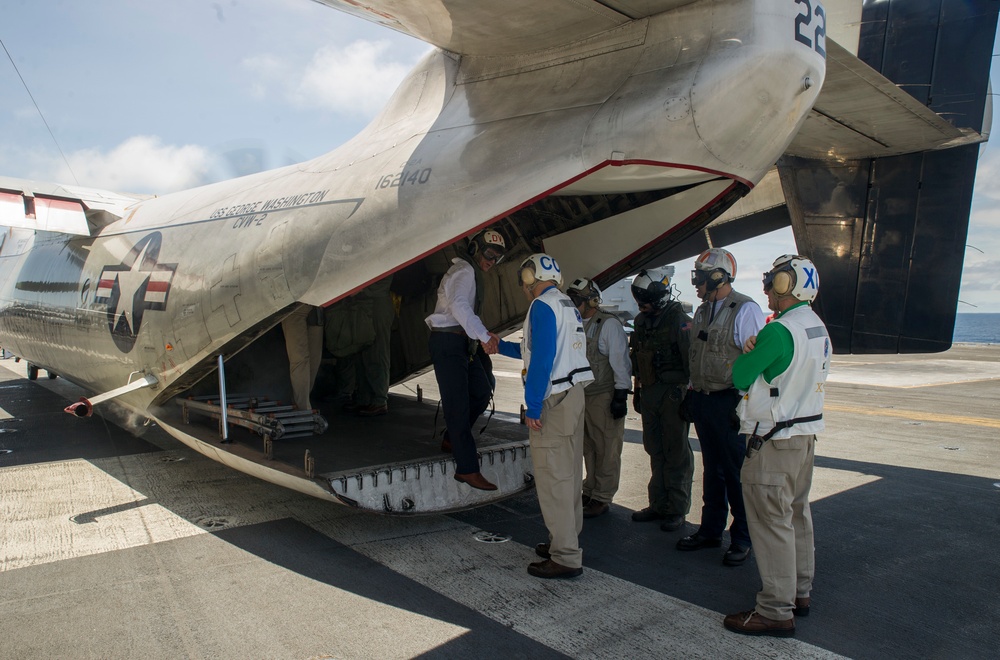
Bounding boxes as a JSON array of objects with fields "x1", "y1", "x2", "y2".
[
  {"x1": 496, "y1": 253, "x2": 593, "y2": 578},
  {"x1": 723, "y1": 254, "x2": 829, "y2": 638}
]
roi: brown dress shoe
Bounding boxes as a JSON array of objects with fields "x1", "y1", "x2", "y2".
[
  {"x1": 723, "y1": 610, "x2": 795, "y2": 637},
  {"x1": 582, "y1": 500, "x2": 609, "y2": 518},
  {"x1": 527, "y1": 559, "x2": 582, "y2": 579},
  {"x1": 356, "y1": 404, "x2": 388, "y2": 417},
  {"x1": 453, "y1": 472, "x2": 497, "y2": 491},
  {"x1": 535, "y1": 543, "x2": 551, "y2": 559},
  {"x1": 793, "y1": 597, "x2": 811, "y2": 617}
]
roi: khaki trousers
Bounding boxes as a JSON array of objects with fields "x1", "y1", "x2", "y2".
[
  {"x1": 282, "y1": 307, "x2": 323, "y2": 411},
  {"x1": 530, "y1": 384, "x2": 585, "y2": 569},
  {"x1": 582, "y1": 389, "x2": 625, "y2": 504},
  {"x1": 741, "y1": 433, "x2": 816, "y2": 621}
]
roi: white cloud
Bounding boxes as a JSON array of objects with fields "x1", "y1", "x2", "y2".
[
  {"x1": 245, "y1": 39, "x2": 414, "y2": 118},
  {"x1": 296, "y1": 40, "x2": 412, "y2": 116},
  {"x1": 57, "y1": 136, "x2": 213, "y2": 194}
]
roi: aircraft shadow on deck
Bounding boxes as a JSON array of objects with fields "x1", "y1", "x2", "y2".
[
  {"x1": 213, "y1": 518, "x2": 569, "y2": 658},
  {"x1": 3, "y1": 369, "x2": 997, "y2": 658}
]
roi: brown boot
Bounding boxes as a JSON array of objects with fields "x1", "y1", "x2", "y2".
[
  {"x1": 723, "y1": 610, "x2": 795, "y2": 637},
  {"x1": 582, "y1": 500, "x2": 609, "y2": 518}
]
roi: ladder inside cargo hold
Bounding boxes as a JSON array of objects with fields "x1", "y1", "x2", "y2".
[{"x1": 177, "y1": 394, "x2": 329, "y2": 459}]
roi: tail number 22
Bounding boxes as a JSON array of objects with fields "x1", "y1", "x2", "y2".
[{"x1": 794, "y1": 0, "x2": 826, "y2": 59}]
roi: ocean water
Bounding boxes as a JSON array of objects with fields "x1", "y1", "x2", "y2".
[{"x1": 953, "y1": 313, "x2": 1000, "y2": 344}]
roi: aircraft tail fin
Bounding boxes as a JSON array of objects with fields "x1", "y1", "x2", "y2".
[{"x1": 780, "y1": 0, "x2": 997, "y2": 353}]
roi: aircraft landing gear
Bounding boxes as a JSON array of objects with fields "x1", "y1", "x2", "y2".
[
  {"x1": 27, "y1": 364, "x2": 38, "y2": 381},
  {"x1": 47, "y1": 370, "x2": 58, "y2": 380}
]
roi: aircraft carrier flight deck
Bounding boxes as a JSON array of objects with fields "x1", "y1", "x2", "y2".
[{"x1": 0, "y1": 344, "x2": 997, "y2": 659}]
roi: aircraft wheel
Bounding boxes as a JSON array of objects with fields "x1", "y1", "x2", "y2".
[
  {"x1": 27, "y1": 365, "x2": 38, "y2": 381},
  {"x1": 47, "y1": 370, "x2": 58, "y2": 380}
]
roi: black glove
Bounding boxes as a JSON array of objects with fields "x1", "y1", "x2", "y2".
[
  {"x1": 678, "y1": 392, "x2": 694, "y2": 423},
  {"x1": 632, "y1": 387, "x2": 642, "y2": 414},
  {"x1": 611, "y1": 389, "x2": 629, "y2": 420},
  {"x1": 729, "y1": 406, "x2": 741, "y2": 431}
]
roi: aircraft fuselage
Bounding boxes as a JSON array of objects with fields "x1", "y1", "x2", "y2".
[{"x1": 0, "y1": 0, "x2": 825, "y2": 511}]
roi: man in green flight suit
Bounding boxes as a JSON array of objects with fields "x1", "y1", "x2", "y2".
[{"x1": 628, "y1": 268, "x2": 693, "y2": 532}]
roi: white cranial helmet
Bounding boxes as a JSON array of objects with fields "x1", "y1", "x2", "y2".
[
  {"x1": 519, "y1": 253, "x2": 563, "y2": 287},
  {"x1": 566, "y1": 277, "x2": 603, "y2": 308},
  {"x1": 692, "y1": 248, "x2": 737, "y2": 290},
  {"x1": 763, "y1": 254, "x2": 819, "y2": 302}
]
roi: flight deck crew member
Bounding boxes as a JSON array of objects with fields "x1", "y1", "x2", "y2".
[
  {"x1": 627, "y1": 269, "x2": 693, "y2": 531},
  {"x1": 565, "y1": 278, "x2": 631, "y2": 519},
  {"x1": 282, "y1": 304, "x2": 323, "y2": 411},
  {"x1": 677, "y1": 248, "x2": 766, "y2": 566},
  {"x1": 425, "y1": 228, "x2": 506, "y2": 491},
  {"x1": 352, "y1": 275, "x2": 395, "y2": 417},
  {"x1": 497, "y1": 254, "x2": 593, "y2": 578},
  {"x1": 723, "y1": 255, "x2": 828, "y2": 638}
]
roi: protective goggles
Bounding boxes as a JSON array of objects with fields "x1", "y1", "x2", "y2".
[
  {"x1": 762, "y1": 270, "x2": 776, "y2": 291},
  {"x1": 762, "y1": 266, "x2": 791, "y2": 292},
  {"x1": 690, "y1": 269, "x2": 710, "y2": 286},
  {"x1": 482, "y1": 247, "x2": 505, "y2": 264}
]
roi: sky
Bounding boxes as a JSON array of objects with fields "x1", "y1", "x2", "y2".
[{"x1": 1, "y1": 0, "x2": 998, "y2": 313}]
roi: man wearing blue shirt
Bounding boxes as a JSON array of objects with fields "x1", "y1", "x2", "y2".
[{"x1": 497, "y1": 253, "x2": 593, "y2": 578}]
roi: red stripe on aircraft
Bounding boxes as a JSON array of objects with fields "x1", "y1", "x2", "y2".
[{"x1": 318, "y1": 159, "x2": 745, "y2": 308}]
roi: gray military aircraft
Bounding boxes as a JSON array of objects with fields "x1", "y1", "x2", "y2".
[{"x1": 1, "y1": 0, "x2": 995, "y2": 513}]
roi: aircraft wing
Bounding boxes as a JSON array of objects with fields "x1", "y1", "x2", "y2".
[
  {"x1": 786, "y1": 39, "x2": 985, "y2": 160},
  {"x1": 0, "y1": 176, "x2": 149, "y2": 236},
  {"x1": 311, "y1": 0, "x2": 699, "y2": 56}
]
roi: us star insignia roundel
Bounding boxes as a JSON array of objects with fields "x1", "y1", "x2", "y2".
[{"x1": 93, "y1": 232, "x2": 177, "y2": 353}]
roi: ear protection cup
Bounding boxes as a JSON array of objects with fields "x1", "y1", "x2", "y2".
[
  {"x1": 520, "y1": 267, "x2": 536, "y2": 286},
  {"x1": 772, "y1": 270, "x2": 793, "y2": 296},
  {"x1": 467, "y1": 239, "x2": 478, "y2": 257},
  {"x1": 588, "y1": 298, "x2": 600, "y2": 309},
  {"x1": 704, "y1": 268, "x2": 726, "y2": 291}
]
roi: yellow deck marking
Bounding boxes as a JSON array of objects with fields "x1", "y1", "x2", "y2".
[{"x1": 825, "y1": 403, "x2": 1000, "y2": 429}]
